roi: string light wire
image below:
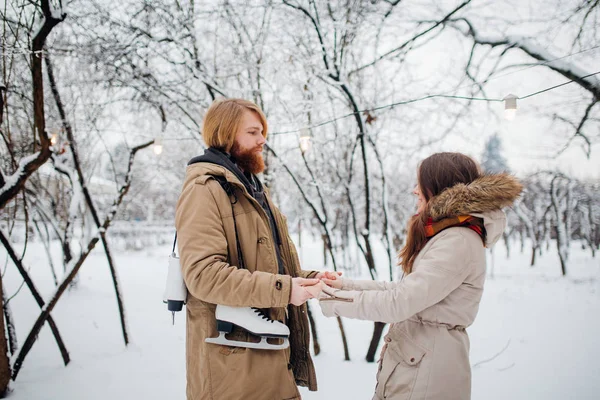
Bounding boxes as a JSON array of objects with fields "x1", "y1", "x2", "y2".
[
  {"x1": 4, "y1": 43, "x2": 599, "y2": 138},
  {"x1": 270, "y1": 70, "x2": 600, "y2": 136}
]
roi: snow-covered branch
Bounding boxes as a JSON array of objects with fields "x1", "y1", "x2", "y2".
[
  {"x1": 351, "y1": 0, "x2": 473, "y2": 75},
  {"x1": 10, "y1": 139, "x2": 153, "y2": 380},
  {"x1": 0, "y1": 230, "x2": 70, "y2": 369},
  {"x1": 451, "y1": 18, "x2": 600, "y2": 99},
  {"x1": 0, "y1": 0, "x2": 65, "y2": 210}
]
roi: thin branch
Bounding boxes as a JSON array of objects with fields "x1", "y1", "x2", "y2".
[
  {"x1": 0, "y1": 0, "x2": 65, "y2": 209},
  {"x1": 552, "y1": 100, "x2": 597, "y2": 158},
  {"x1": 0, "y1": 230, "x2": 70, "y2": 367},
  {"x1": 45, "y1": 53, "x2": 129, "y2": 345},
  {"x1": 451, "y1": 18, "x2": 600, "y2": 100},
  {"x1": 283, "y1": 0, "x2": 333, "y2": 75},
  {"x1": 472, "y1": 339, "x2": 511, "y2": 368},
  {"x1": 351, "y1": 0, "x2": 472, "y2": 74},
  {"x1": 11, "y1": 140, "x2": 152, "y2": 380}
]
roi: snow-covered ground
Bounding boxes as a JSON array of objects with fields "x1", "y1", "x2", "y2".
[{"x1": 3, "y1": 234, "x2": 599, "y2": 399}]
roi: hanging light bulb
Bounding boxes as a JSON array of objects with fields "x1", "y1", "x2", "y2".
[
  {"x1": 153, "y1": 138, "x2": 163, "y2": 155},
  {"x1": 299, "y1": 127, "x2": 312, "y2": 154},
  {"x1": 503, "y1": 94, "x2": 518, "y2": 121},
  {"x1": 50, "y1": 133, "x2": 58, "y2": 146}
]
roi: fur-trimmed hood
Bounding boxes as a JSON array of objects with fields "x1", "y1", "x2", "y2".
[{"x1": 427, "y1": 173, "x2": 523, "y2": 246}]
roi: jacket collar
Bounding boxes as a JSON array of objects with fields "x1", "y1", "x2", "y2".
[
  {"x1": 188, "y1": 147, "x2": 260, "y2": 198},
  {"x1": 427, "y1": 173, "x2": 522, "y2": 221}
]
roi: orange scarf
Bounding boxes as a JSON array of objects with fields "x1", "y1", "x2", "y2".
[{"x1": 424, "y1": 215, "x2": 486, "y2": 244}]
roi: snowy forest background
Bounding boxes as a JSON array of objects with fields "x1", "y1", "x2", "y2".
[{"x1": 1, "y1": 0, "x2": 599, "y2": 398}]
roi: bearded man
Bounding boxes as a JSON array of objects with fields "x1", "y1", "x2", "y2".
[{"x1": 175, "y1": 98, "x2": 326, "y2": 399}]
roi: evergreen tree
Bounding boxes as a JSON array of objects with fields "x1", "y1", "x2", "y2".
[{"x1": 481, "y1": 133, "x2": 510, "y2": 173}]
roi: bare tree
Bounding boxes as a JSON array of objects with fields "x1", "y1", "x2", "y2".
[
  {"x1": 0, "y1": 0, "x2": 66, "y2": 391},
  {"x1": 446, "y1": 1, "x2": 600, "y2": 157},
  {"x1": 11, "y1": 139, "x2": 153, "y2": 380},
  {"x1": 550, "y1": 173, "x2": 572, "y2": 275}
]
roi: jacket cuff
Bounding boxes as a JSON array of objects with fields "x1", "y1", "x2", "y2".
[
  {"x1": 340, "y1": 278, "x2": 353, "y2": 290},
  {"x1": 303, "y1": 270, "x2": 319, "y2": 279},
  {"x1": 273, "y1": 274, "x2": 292, "y2": 307}
]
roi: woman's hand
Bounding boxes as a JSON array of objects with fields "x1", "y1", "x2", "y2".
[
  {"x1": 316, "y1": 270, "x2": 343, "y2": 289},
  {"x1": 314, "y1": 270, "x2": 342, "y2": 281},
  {"x1": 321, "y1": 277, "x2": 343, "y2": 289}
]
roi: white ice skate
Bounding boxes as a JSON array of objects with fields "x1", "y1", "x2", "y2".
[{"x1": 205, "y1": 305, "x2": 290, "y2": 350}]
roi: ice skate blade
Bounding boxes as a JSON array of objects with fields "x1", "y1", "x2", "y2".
[{"x1": 205, "y1": 332, "x2": 289, "y2": 350}]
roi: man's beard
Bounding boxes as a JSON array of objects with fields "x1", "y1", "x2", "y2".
[{"x1": 231, "y1": 143, "x2": 265, "y2": 175}]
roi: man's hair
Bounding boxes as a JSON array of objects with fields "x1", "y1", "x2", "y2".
[{"x1": 202, "y1": 98, "x2": 268, "y2": 152}]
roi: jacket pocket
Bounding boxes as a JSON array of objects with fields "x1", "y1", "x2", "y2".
[{"x1": 376, "y1": 336, "x2": 427, "y2": 399}]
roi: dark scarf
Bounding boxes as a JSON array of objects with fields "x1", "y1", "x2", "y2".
[
  {"x1": 424, "y1": 215, "x2": 486, "y2": 245},
  {"x1": 188, "y1": 147, "x2": 285, "y2": 274},
  {"x1": 188, "y1": 147, "x2": 256, "y2": 196}
]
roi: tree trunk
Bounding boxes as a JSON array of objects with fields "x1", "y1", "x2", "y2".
[
  {"x1": 502, "y1": 232, "x2": 510, "y2": 258},
  {"x1": 0, "y1": 0, "x2": 63, "y2": 210},
  {"x1": 0, "y1": 277, "x2": 11, "y2": 397},
  {"x1": 550, "y1": 176, "x2": 569, "y2": 276},
  {"x1": 2, "y1": 286, "x2": 17, "y2": 356},
  {"x1": 337, "y1": 317, "x2": 350, "y2": 361},
  {"x1": 322, "y1": 234, "x2": 328, "y2": 267},
  {"x1": 46, "y1": 54, "x2": 128, "y2": 345},
  {"x1": 11, "y1": 140, "x2": 152, "y2": 380},
  {"x1": 306, "y1": 302, "x2": 320, "y2": 356},
  {"x1": 520, "y1": 230, "x2": 525, "y2": 253},
  {"x1": 0, "y1": 231, "x2": 70, "y2": 367},
  {"x1": 100, "y1": 233, "x2": 129, "y2": 345},
  {"x1": 365, "y1": 322, "x2": 386, "y2": 362}
]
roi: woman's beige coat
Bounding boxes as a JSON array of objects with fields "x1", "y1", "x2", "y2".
[{"x1": 320, "y1": 174, "x2": 522, "y2": 400}]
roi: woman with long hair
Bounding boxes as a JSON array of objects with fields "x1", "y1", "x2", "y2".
[{"x1": 319, "y1": 152, "x2": 522, "y2": 400}]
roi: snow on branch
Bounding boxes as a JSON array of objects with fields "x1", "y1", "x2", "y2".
[
  {"x1": 0, "y1": 152, "x2": 47, "y2": 209},
  {"x1": 0, "y1": 229, "x2": 71, "y2": 367},
  {"x1": 451, "y1": 18, "x2": 600, "y2": 99},
  {"x1": 265, "y1": 143, "x2": 327, "y2": 224},
  {"x1": 0, "y1": 0, "x2": 65, "y2": 210},
  {"x1": 351, "y1": 0, "x2": 473, "y2": 75},
  {"x1": 10, "y1": 139, "x2": 153, "y2": 380}
]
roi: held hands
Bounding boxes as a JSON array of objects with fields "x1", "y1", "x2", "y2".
[
  {"x1": 290, "y1": 278, "x2": 320, "y2": 306},
  {"x1": 318, "y1": 270, "x2": 343, "y2": 290},
  {"x1": 289, "y1": 271, "x2": 343, "y2": 306},
  {"x1": 314, "y1": 270, "x2": 342, "y2": 281}
]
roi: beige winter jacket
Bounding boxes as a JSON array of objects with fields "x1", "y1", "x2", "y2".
[
  {"x1": 176, "y1": 161, "x2": 318, "y2": 400},
  {"x1": 319, "y1": 174, "x2": 522, "y2": 400}
]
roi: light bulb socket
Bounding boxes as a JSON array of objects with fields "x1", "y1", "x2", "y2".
[
  {"x1": 154, "y1": 138, "x2": 164, "y2": 155},
  {"x1": 503, "y1": 94, "x2": 518, "y2": 111},
  {"x1": 299, "y1": 136, "x2": 311, "y2": 153},
  {"x1": 299, "y1": 127, "x2": 312, "y2": 153}
]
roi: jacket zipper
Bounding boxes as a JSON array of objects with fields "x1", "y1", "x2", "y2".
[
  {"x1": 319, "y1": 296, "x2": 354, "y2": 302},
  {"x1": 225, "y1": 179, "x2": 280, "y2": 272}
]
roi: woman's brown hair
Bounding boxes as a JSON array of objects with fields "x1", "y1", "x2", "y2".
[{"x1": 398, "y1": 152, "x2": 482, "y2": 274}]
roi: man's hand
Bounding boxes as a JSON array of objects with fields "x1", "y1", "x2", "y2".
[
  {"x1": 290, "y1": 277, "x2": 320, "y2": 306},
  {"x1": 304, "y1": 281, "x2": 325, "y2": 298}
]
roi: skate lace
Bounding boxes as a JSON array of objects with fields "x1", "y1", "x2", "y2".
[{"x1": 251, "y1": 307, "x2": 275, "y2": 323}]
